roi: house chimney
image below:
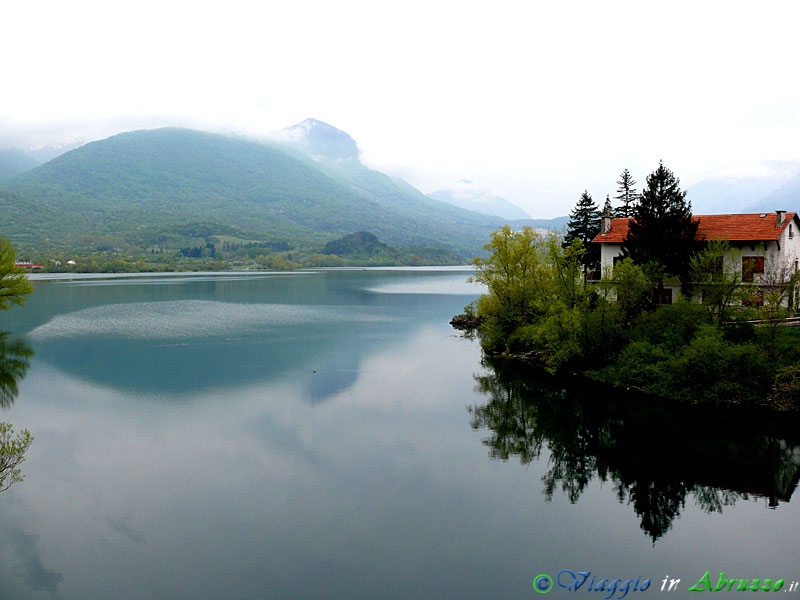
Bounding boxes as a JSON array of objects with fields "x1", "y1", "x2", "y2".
[
  {"x1": 601, "y1": 200, "x2": 612, "y2": 235},
  {"x1": 777, "y1": 210, "x2": 786, "y2": 226}
]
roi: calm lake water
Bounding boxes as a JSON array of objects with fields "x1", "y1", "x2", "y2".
[{"x1": 0, "y1": 268, "x2": 798, "y2": 599}]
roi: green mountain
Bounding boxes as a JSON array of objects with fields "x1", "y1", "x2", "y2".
[
  {"x1": 0, "y1": 149, "x2": 40, "y2": 181},
  {"x1": 1, "y1": 127, "x2": 504, "y2": 258}
]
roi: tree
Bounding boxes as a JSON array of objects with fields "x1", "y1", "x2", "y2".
[
  {"x1": 471, "y1": 226, "x2": 551, "y2": 327},
  {"x1": 622, "y1": 162, "x2": 698, "y2": 297},
  {"x1": 563, "y1": 190, "x2": 600, "y2": 273},
  {"x1": 689, "y1": 240, "x2": 745, "y2": 323},
  {"x1": 0, "y1": 422, "x2": 33, "y2": 493},
  {"x1": 613, "y1": 168, "x2": 639, "y2": 218},
  {"x1": 0, "y1": 237, "x2": 33, "y2": 311},
  {"x1": 757, "y1": 254, "x2": 800, "y2": 358}
]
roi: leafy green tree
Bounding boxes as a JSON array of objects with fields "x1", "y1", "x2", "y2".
[
  {"x1": 689, "y1": 240, "x2": 745, "y2": 323},
  {"x1": 0, "y1": 422, "x2": 33, "y2": 493},
  {"x1": 613, "y1": 168, "x2": 639, "y2": 218},
  {"x1": 622, "y1": 162, "x2": 698, "y2": 297},
  {"x1": 0, "y1": 237, "x2": 33, "y2": 310},
  {"x1": 597, "y1": 257, "x2": 650, "y2": 321},
  {"x1": 471, "y1": 226, "x2": 551, "y2": 331},
  {"x1": 563, "y1": 190, "x2": 600, "y2": 273}
]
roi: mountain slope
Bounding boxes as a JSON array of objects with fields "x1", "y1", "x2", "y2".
[
  {"x1": 269, "y1": 119, "x2": 508, "y2": 229},
  {"x1": 1, "y1": 128, "x2": 501, "y2": 257},
  {"x1": 0, "y1": 149, "x2": 40, "y2": 180}
]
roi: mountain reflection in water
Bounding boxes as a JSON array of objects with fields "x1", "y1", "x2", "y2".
[{"x1": 469, "y1": 357, "x2": 800, "y2": 542}]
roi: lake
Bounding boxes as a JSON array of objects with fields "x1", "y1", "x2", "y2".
[{"x1": 0, "y1": 268, "x2": 798, "y2": 599}]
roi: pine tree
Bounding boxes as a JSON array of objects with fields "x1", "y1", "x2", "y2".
[
  {"x1": 613, "y1": 168, "x2": 639, "y2": 218},
  {"x1": 622, "y1": 162, "x2": 698, "y2": 295},
  {"x1": 564, "y1": 190, "x2": 601, "y2": 272}
]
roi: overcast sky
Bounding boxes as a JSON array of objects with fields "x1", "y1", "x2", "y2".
[{"x1": 3, "y1": 0, "x2": 800, "y2": 217}]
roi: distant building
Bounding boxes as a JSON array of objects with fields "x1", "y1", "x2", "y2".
[
  {"x1": 13, "y1": 261, "x2": 44, "y2": 269},
  {"x1": 593, "y1": 211, "x2": 800, "y2": 305}
]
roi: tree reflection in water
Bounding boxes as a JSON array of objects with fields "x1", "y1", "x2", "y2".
[
  {"x1": 469, "y1": 357, "x2": 800, "y2": 542},
  {"x1": 0, "y1": 332, "x2": 33, "y2": 409},
  {"x1": 0, "y1": 332, "x2": 34, "y2": 494}
]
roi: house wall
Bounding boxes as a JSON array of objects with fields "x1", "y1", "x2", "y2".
[
  {"x1": 600, "y1": 243, "x2": 622, "y2": 273},
  {"x1": 596, "y1": 214, "x2": 800, "y2": 306}
]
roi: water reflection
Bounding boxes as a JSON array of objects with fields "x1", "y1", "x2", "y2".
[
  {"x1": 0, "y1": 332, "x2": 33, "y2": 409},
  {"x1": 469, "y1": 357, "x2": 800, "y2": 542}
]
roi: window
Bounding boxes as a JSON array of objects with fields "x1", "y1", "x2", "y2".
[
  {"x1": 742, "y1": 256, "x2": 764, "y2": 282},
  {"x1": 709, "y1": 256, "x2": 723, "y2": 278},
  {"x1": 659, "y1": 288, "x2": 673, "y2": 304},
  {"x1": 742, "y1": 290, "x2": 764, "y2": 307},
  {"x1": 790, "y1": 224, "x2": 794, "y2": 238}
]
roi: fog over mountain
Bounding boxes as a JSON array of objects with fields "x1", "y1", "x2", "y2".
[
  {"x1": 429, "y1": 179, "x2": 531, "y2": 220},
  {"x1": 686, "y1": 160, "x2": 800, "y2": 214},
  {"x1": 271, "y1": 118, "x2": 361, "y2": 172}
]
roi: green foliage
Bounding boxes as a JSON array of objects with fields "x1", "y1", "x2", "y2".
[
  {"x1": 0, "y1": 422, "x2": 33, "y2": 493},
  {"x1": 323, "y1": 231, "x2": 388, "y2": 256},
  {"x1": 689, "y1": 240, "x2": 744, "y2": 323},
  {"x1": 664, "y1": 326, "x2": 771, "y2": 405},
  {"x1": 305, "y1": 253, "x2": 343, "y2": 267},
  {"x1": 772, "y1": 365, "x2": 800, "y2": 410},
  {"x1": 634, "y1": 299, "x2": 709, "y2": 352},
  {"x1": 597, "y1": 258, "x2": 650, "y2": 320},
  {"x1": 591, "y1": 340, "x2": 669, "y2": 391},
  {"x1": 255, "y1": 254, "x2": 302, "y2": 271},
  {"x1": 512, "y1": 303, "x2": 584, "y2": 373},
  {"x1": 471, "y1": 226, "x2": 552, "y2": 329},
  {"x1": 0, "y1": 237, "x2": 33, "y2": 310},
  {"x1": 591, "y1": 325, "x2": 771, "y2": 405}
]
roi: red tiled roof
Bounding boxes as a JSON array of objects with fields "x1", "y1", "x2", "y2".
[{"x1": 593, "y1": 212, "x2": 797, "y2": 244}]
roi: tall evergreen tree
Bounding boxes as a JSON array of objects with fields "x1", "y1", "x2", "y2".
[
  {"x1": 613, "y1": 168, "x2": 639, "y2": 218},
  {"x1": 564, "y1": 190, "x2": 601, "y2": 272},
  {"x1": 622, "y1": 162, "x2": 698, "y2": 295}
]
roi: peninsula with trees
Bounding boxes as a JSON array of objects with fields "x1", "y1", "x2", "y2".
[{"x1": 458, "y1": 163, "x2": 800, "y2": 410}]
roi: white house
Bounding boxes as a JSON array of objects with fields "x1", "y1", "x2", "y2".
[{"x1": 593, "y1": 211, "x2": 800, "y2": 305}]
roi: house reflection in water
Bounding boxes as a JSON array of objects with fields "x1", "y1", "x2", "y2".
[{"x1": 469, "y1": 357, "x2": 800, "y2": 541}]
